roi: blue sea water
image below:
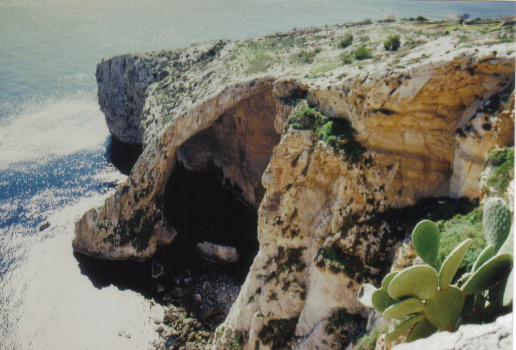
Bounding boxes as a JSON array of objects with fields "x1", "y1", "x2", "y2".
[{"x1": 0, "y1": 1, "x2": 514, "y2": 349}]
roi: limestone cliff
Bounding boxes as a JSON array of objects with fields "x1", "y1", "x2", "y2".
[{"x1": 73, "y1": 19, "x2": 515, "y2": 348}]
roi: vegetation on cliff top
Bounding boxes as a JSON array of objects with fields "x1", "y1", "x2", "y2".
[{"x1": 286, "y1": 102, "x2": 366, "y2": 164}]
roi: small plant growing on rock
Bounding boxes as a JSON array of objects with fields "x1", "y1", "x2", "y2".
[
  {"x1": 338, "y1": 33, "x2": 354, "y2": 49},
  {"x1": 286, "y1": 101, "x2": 366, "y2": 163},
  {"x1": 484, "y1": 148, "x2": 515, "y2": 196},
  {"x1": 340, "y1": 53, "x2": 354, "y2": 65},
  {"x1": 384, "y1": 35, "x2": 401, "y2": 51},
  {"x1": 358, "y1": 197, "x2": 513, "y2": 344},
  {"x1": 354, "y1": 46, "x2": 372, "y2": 60}
]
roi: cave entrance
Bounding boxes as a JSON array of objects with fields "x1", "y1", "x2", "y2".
[
  {"x1": 158, "y1": 161, "x2": 259, "y2": 282},
  {"x1": 73, "y1": 161, "x2": 259, "y2": 306}
]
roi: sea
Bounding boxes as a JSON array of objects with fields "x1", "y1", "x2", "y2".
[{"x1": 0, "y1": 1, "x2": 514, "y2": 349}]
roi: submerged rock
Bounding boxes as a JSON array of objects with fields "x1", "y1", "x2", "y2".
[
  {"x1": 152, "y1": 260, "x2": 164, "y2": 278},
  {"x1": 195, "y1": 241, "x2": 239, "y2": 263},
  {"x1": 39, "y1": 221, "x2": 50, "y2": 231}
]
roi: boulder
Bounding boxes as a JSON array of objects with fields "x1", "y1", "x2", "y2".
[{"x1": 195, "y1": 241, "x2": 239, "y2": 263}]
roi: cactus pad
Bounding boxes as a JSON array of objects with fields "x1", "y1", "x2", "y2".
[
  {"x1": 388, "y1": 265, "x2": 438, "y2": 300},
  {"x1": 498, "y1": 224, "x2": 513, "y2": 257},
  {"x1": 407, "y1": 317, "x2": 438, "y2": 343},
  {"x1": 425, "y1": 286, "x2": 465, "y2": 331},
  {"x1": 381, "y1": 271, "x2": 398, "y2": 291},
  {"x1": 358, "y1": 283, "x2": 376, "y2": 308},
  {"x1": 371, "y1": 288, "x2": 397, "y2": 312},
  {"x1": 483, "y1": 198, "x2": 512, "y2": 252},
  {"x1": 461, "y1": 253, "x2": 513, "y2": 295},
  {"x1": 383, "y1": 298, "x2": 426, "y2": 320},
  {"x1": 503, "y1": 269, "x2": 513, "y2": 307},
  {"x1": 472, "y1": 245, "x2": 495, "y2": 272},
  {"x1": 412, "y1": 220, "x2": 441, "y2": 267},
  {"x1": 439, "y1": 239, "x2": 472, "y2": 290},
  {"x1": 385, "y1": 313, "x2": 425, "y2": 343}
]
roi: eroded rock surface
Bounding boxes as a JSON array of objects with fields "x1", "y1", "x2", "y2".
[
  {"x1": 393, "y1": 313, "x2": 512, "y2": 350},
  {"x1": 74, "y1": 19, "x2": 515, "y2": 349}
]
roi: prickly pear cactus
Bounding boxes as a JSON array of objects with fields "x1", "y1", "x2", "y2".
[
  {"x1": 424, "y1": 287, "x2": 465, "y2": 331},
  {"x1": 483, "y1": 197, "x2": 512, "y2": 252},
  {"x1": 498, "y1": 224, "x2": 514, "y2": 257},
  {"x1": 385, "y1": 314, "x2": 425, "y2": 343},
  {"x1": 407, "y1": 318, "x2": 437, "y2": 342},
  {"x1": 383, "y1": 298, "x2": 425, "y2": 319},
  {"x1": 411, "y1": 220, "x2": 440, "y2": 267},
  {"x1": 460, "y1": 253, "x2": 513, "y2": 295},
  {"x1": 472, "y1": 245, "x2": 495, "y2": 272},
  {"x1": 388, "y1": 265, "x2": 438, "y2": 300},
  {"x1": 439, "y1": 239, "x2": 472, "y2": 290},
  {"x1": 503, "y1": 269, "x2": 513, "y2": 306},
  {"x1": 358, "y1": 198, "x2": 514, "y2": 345}
]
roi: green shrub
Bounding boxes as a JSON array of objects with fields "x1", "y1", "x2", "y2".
[
  {"x1": 436, "y1": 206, "x2": 486, "y2": 275},
  {"x1": 244, "y1": 54, "x2": 275, "y2": 74},
  {"x1": 485, "y1": 148, "x2": 515, "y2": 195},
  {"x1": 340, "y1": 53, "x2": 354, "y2": 64},
  {"x1": 286, "y1": 104, "x2": 322, "y2": 130},
  {"x1": 416, "y1": 16, "x2": 427, "y2": 22},
  {"x1": 356, "y1": 19, "x2": 372, "y2": 25},
  {"x1": 354, "y1": 46, "x2": 372, "y2": 60},
  {"x1": 289, "y1": 48, "x2": 321, "y2": 64},
  {"x1": 286, "y1": 102, "x2": 366, "y2": 163},
  {"x1": 498, "y1": 34, "x2": 516, "y2": 43},
  {"x1": 316, "y1": 118, "x2": 366, "y2": 163},
  {"x1": 338, "y1": 33, "x2": 354, "y2": 49},
  {"x1": 384, "y1": 35, "x2": 401, "y2": 51}
]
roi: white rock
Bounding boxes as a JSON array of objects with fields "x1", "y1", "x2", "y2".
[{"x1": 393, "y1": 313, "x2": 513, "y2": 350}]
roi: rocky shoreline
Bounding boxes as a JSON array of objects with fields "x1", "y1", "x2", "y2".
[{"x1": 149, "y1": 272, "x2": 240, "y2": 350}]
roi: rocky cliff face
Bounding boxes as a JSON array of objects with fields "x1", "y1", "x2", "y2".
[
  {"x1": 96, "y1": 54, "x2": 162, "y2": 144},
  {"x1": 74, "y1": 20, "x2": 515, "y2": 349}
]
